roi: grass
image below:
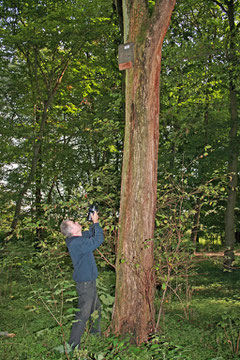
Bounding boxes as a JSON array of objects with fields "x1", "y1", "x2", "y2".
[
  {"x1": 0, "y1": 243, "x2": 240, "y2": 360},
  {"x1": 161, "y1": 258, "x2": 240, "y2": 360}
]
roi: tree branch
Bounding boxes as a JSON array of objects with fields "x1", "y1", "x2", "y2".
[
  {"x1": 212, "y1": 0, "x2": 228, "y2": 13},
  {"x1": 96, "y1": 249, "x2": 115, "y2": 270},
  {"x1": 149, "y1": 0, "x2": 176, "y2": 50}
]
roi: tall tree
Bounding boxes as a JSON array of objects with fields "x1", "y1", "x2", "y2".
[
  {"x1": 213, "y1": 0, "x2": 239, "y2": 265},
  {"x1": 158, "y1": 0, "x2": 239, "y2": 245},
  {"x1": 111, "y1": 0, "x2": 176, "y2": 344},
  {"x1": 0, "y1": 0, "x2": 115, "y2": 235}
]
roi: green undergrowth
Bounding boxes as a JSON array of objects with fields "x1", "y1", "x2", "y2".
[
  {"x1": 160, "y1": 259, "x2": 240, "y2": 360},
  {"x1": 0, "y1": 242, "x2": 240, "y2": 359}
]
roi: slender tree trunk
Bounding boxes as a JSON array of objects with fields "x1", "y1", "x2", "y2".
[
  {"x1": 191, "y1": 79, "x2": 210, "y2": 245},
  {"x1": 10, "y1": 104, "x2": 47, "y2": 233},
  {"x1": 224, "y1": 0, "x2": 238, "y2": 265},
  {"x1": 9, "y1": 60, "x2": 69, "y2": 235},
  {"x1": 47, "y1": 175, "x2": 58, "y2": 204},
  {"x1": 35, "y1": 144, "x2": 44, "y2": 243},
  {"x1": 191, "y1": 198, "x2": 202, "y2": 244},
  {"x1": 224, "y1": 85, "x2": 238, "y2": 264},
  {"x1": 111, "y1": 0, "x2": 176, "y2": 344}
]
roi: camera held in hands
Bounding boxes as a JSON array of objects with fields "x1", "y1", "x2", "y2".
[{"x1": 87, "y1": 203, "x2": 98, "y2": 222}]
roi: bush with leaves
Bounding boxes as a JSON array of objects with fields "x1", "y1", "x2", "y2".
[{"x1": 154, "y1": 166, "x2": 228, "y2": 328}]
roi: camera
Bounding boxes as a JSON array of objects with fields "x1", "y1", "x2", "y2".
[{"x1": 87, "y1": 203, "x2": 98, "y2": 222}]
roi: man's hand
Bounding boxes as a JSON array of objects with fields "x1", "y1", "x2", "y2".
[{"x1": 91, "y1": 211, "x2": 99, "y2": 223}]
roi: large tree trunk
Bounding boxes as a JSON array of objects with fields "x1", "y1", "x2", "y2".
[
  {"x1": 111, "y1": 0, "x2": 176, "y2": 344},
  {"x1": 223, "y1": 0, "x2": 238, "y2": 265}
]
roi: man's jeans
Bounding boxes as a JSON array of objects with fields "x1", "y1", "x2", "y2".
[{"x1": 69, "y1": 280, "x2": 101, "y2": 349}]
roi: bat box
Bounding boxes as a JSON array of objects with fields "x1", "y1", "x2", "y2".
[{"x1": 118, "y1": 43, "x2": 134, "y2": 70}]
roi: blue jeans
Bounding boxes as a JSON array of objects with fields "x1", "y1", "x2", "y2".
[{"x1": 69, "y1": 280, "x2": 101, "y2": 349}]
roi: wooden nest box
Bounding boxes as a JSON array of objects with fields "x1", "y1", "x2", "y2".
[{"x1": 118, "y1": 43, "x2": 134, "y2": 70}]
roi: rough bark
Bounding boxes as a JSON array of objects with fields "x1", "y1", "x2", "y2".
[
  {"x1": 223, "y1": 0, "x2": 239, "y2": 265},
  {"x1": 111, "y1": 0, "x2": 176, "y2": 344}
]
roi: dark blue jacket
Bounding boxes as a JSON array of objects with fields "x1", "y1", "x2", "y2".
[{"x1": 66, "y1": 223, "x2": 104, "y2": 282}]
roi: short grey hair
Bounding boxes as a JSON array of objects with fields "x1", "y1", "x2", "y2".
[{"x1": 60, "y1": 220, "x2": 73, "y2": 237}]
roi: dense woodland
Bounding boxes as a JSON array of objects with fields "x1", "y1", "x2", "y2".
[{"x1": 0, "y1": 0, "x2": 240, "y2": 359}]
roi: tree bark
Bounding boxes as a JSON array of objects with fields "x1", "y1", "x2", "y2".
[
  {"x1": 111, "y1": 0, "x2": 176, "y2": 344},
  {"x1": 35, "y1": 143, "x2": 44, "y2": 243},
  {"x1": 191, "y1": 198, "x2": 202, "y2": 244},
  {"x1": 10, "y1": 104, "x2": 47, "y2": 233},
  {"x1": 10, "y1": 59, "x2": 69, "y2": 234},
  {"x1": 224, "y1": 0, "x2": 239, "y2": 265}
]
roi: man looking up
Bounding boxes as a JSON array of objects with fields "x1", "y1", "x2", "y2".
[{"x1": 60, "y1": 210, "x2": 104, "y2": 350}]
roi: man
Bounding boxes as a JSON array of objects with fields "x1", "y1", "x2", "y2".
[{"x1": 60, "y1": 211, "x2": 104, "y2": 350}]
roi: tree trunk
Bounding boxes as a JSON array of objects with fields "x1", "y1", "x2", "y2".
[
  {"x1": 111, "y1": 0, "x2": 176, "y2": 344},
  {"x1": 224, "y1": 0, "x2": 238, "y2": 265},
  {"x1": 191, "y1": 198, "x2": 202, "y2": 244},
  {"x1": 10, "y1": 106, "x2": 47, "y2": 233},
  {"x1": 9, "y1": 59, "x2": 69, "y2": 235},
  {"x1": 35, "y1": 144, "x2": 44, "y2": 243}
]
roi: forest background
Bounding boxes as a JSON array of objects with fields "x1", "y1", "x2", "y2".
[{"x1": 0, "y1": 0, "x2": 240, "y2": 359}]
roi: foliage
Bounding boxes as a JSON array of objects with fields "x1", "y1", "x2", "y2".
[
  {"x1": 0, "y1": 0, "x2": 240, "y2": 357},
  {"x1": 159, "y1": 0, "x2": 240, "y2": 241},
  {"x1": 0, "y1": 0, "x2": 239, "y2": 250},
  {"x1": 0, "y1": 0, "x2": 123, "y2": 236},
  {"x1": 154, "y1": 163, "x2": 228, "y2": 327},
  {"x1": 1, "y1": 240, "x2": 240, "y2": 359},
  {"x1": 216, "y1": 312, "x2": 240, "y2": 356}
]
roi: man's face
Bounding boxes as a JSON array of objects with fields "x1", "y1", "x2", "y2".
[{"x1": 68, "y1": 220, "x2": 82, "y2": 235}]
